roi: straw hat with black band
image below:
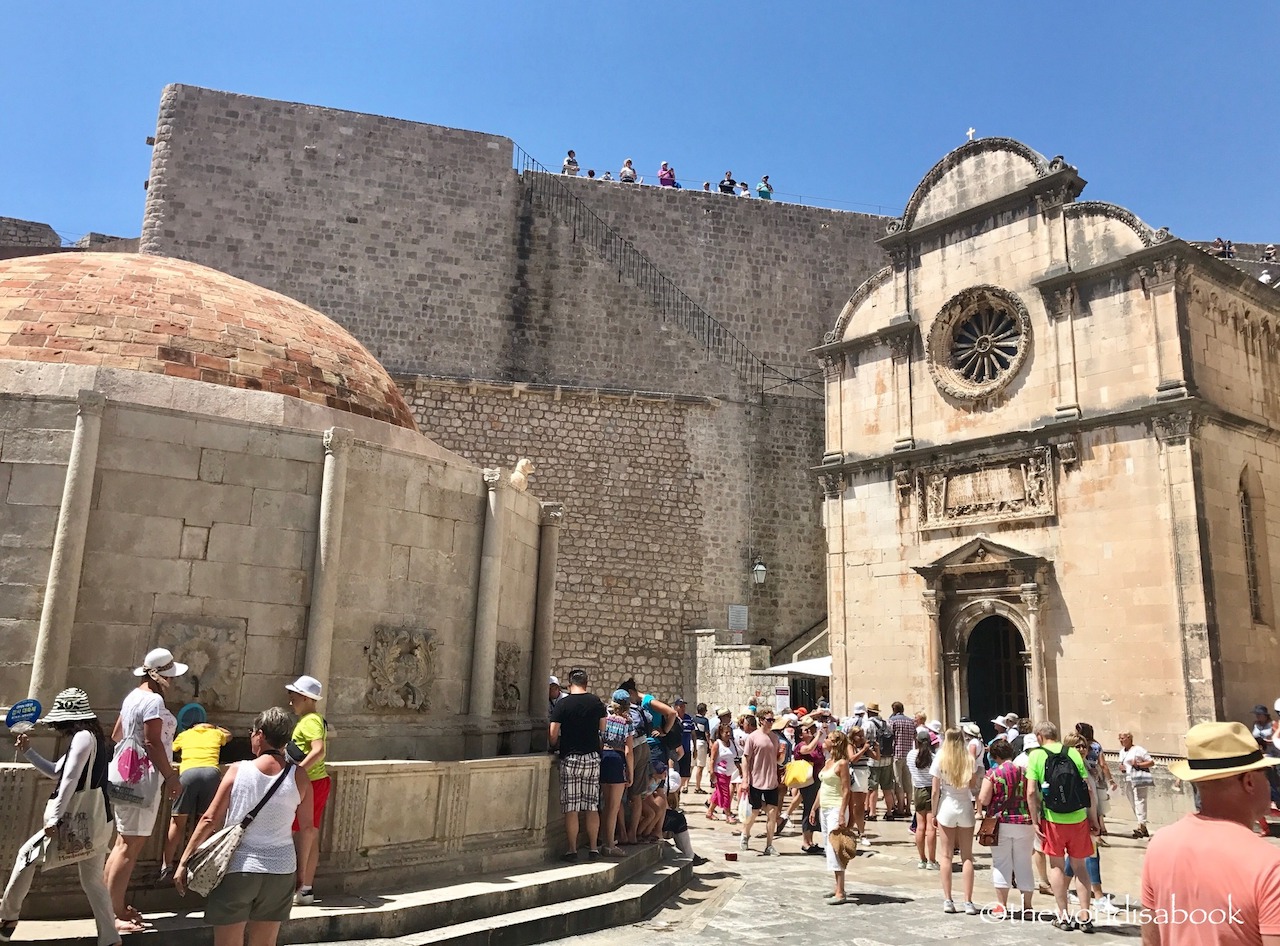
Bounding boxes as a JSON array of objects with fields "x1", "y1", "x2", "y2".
[{"x1": 1167, "y1": 722, "x2": 1280, "y2": 782}]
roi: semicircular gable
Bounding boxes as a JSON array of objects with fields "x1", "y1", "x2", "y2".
[
  {"x1": 826, "y1": 265, "x2": 893, "y2": 343},
  {"x1": 1064, "y1": 201, "x2": 1172, "y2": 269},
  {"x1": 889, "y1": 138, "x2": 1053, "y2": 233}
]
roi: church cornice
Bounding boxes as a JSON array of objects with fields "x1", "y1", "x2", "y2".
[{"x1": 812, "y1": 313, "x2": 916, "y2": 360}]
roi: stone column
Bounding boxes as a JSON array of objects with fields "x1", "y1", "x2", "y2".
[
  {"x1": 303, "y1": 427, "x2": 352, "y2": 686},
  {"x1": 28, "y1": 390, "x2": 106, "y2": 705},
  {"x1": 1020, "y1": 583, "x2": 1048, "y2": 722},
  {"x1": 945, "y1": 651, "x2": 962, "y2": 728},
  {"x1": 527, "y1": 501, "x2": 563, "y2": 743},
  {"x1": 921, "y1": 589, "x2": 944, "y2": 720},
  {"x1": 889, "y1": 333, "x2": 915, "y2": 452},
  {"x1": 468, "y1": 469, "x2": 507, "y2": 720}
]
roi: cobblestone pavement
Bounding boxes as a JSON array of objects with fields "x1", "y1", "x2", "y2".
[{"x1": 547, "y1": 794, "x2": 1158, "y2": 945}]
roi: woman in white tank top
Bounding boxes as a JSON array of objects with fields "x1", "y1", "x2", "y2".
[{"x1": 175, "y1": 708, "x2": 313, "y2": 946}]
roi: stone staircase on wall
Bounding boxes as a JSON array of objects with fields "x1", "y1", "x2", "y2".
[{"x1": 515, "y1": 148, "x2": 770, "y2": 398}]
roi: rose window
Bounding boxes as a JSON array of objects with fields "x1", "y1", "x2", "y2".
[{"x1": 927, "y1": 285, "x2": 1032, "y2": 401}]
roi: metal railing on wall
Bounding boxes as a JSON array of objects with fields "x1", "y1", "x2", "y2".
[{"x1": 514, "y1": 145, "x2": 767, "y2": 396}]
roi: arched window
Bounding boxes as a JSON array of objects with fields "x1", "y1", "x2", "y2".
[{"x1": 1241, "y1": 475, "x2": 1267, "y2": 625}]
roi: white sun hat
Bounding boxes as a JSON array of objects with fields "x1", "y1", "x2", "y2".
[
  {"x1": 133, "y1": 647, "x2": 188, "y2": 677},
  {"x1": 285, "y1": 675, "x2": 324, "y2": 701}
]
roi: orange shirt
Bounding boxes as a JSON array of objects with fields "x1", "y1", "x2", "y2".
[{"x1": 1141, "y1": 813, "x2": 1280, "y2": 945}]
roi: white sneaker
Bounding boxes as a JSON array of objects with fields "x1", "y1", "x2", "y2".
[
  {"x1": 858, "y1": 836, "x2": 872, "y2": 848},
  {"x1": 1095, "y1": 897, "x2": 1121, "y2": 915},
  {"x1": 740, "y1": 836, "x2": 749, "y2": 851},
  {"x1": 963, "y1": 901, "x2": 978, "y2": 915},
  {"x1": 917, "y1": 860, "x2": 928, "y2": 870},
  {"x1": 762, "y1": 845, "x2": 780, "y2": 856},
  {"x1": 943, "y1": 899, "x2": 957, "y2": 914},
  {"x1": 293, "y1": 888, "x2": 314, "y2": 906}
]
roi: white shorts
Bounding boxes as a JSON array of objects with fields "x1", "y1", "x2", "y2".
[
  {"x1": 114, "y1": 790, "x2": 163, "y2": 837},
  {"x1": 935, "y1": 794, "x2": 975, "y2": 829},
  {"x1": 694, "y1": 742, "x2": 709, "y2": 767},
  {"x1": 850, "y1": 766, "x2": 869, "y2": 793}
]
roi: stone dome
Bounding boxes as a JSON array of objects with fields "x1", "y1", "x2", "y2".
[{"x1": 0, "y1": 252, "x2": 417, "y2": 430}]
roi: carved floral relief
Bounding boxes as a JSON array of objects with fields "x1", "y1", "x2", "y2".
[
  {"x1": 917, "y1": 446, "x2": 1055, "y2": 530},
  {"x1": 493, "y1": 641, "x2": 524, "y2": 713},
  {"x1": 366, "y1": 625, "x2": 439, "y2": 712}
]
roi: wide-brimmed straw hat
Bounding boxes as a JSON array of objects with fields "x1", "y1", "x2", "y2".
[
  {"x1": 133, "y1": 647, "x2": 188, "y2": 677},
  {"x1": 1167, "y1": 722, "x2": 1280, "y2": 782},
  {"x1": 961, "y1": 721, "x2": 982, "y2": 738},
  {"x1": 41, "y1": 688, "x2": 97, "y2": 724}
]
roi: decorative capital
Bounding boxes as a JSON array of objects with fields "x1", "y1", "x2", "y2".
[
  {"x1": 1019, "y1": 650, "x2": 1034, "y2": 670},
  {"x1": 921, "y1": 589, "x2": 940, "y2": 617},
  {"x1": 887, "y1": 244, "x2": 909, "y2": 268},
  {"x1": 820, "y1": 354, "x2": 843, "y2": 382},
  {"x1": 1055, "y1": 441, "x2": 1079, "y2": 468},
  {"x1": 1034, "y1": 183, "x2": 1074, "y2": 214},
  {"x1": 76, "y1": 389, "x2": 107, "y2": 417},
  {"x1": 819, "y1": 472, "x2": 845, "y2": 500},
  {"x1": 1154, "y1": 412, "x2": 1196, "y2": 446},
  {"x1": 539, "y1": 501, "x2": 565, "y2": 525},
  {"x1": 1043, "y1": 286, "x2": 1076, "y2": 322},
  {"x1": 887, "y1": 331, "x2": 913, "y2": 361},
  {"x1": 894, "y1": 469, "x2": 913, "y2": 501},
  {"x1": 322, "y1": 426, "x2": 353, "y2": 457},
  {"x1": 1139, "y1": 257, "x2": 1180, "y2": 292},
  {"x1": 1019, "y1": 582, "x2": 1042, "y2": 612},
  {"x1": 482, "y1": 467, "x2": 506, "y2": 491}
]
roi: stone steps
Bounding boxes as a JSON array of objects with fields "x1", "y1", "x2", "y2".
[{"x1": 11, "y1": 846, "x2": 687, "y2": 946}]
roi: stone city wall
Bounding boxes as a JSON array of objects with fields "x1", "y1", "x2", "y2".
[{"x1": 0, "y1": 216, "x2": 60, "y2": 247}]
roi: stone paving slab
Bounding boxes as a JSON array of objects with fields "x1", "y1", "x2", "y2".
[{"x1": 541, "y1": 797, "x2": 1163, "y2": 945}]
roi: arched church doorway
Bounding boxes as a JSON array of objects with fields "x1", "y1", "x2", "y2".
[{"x1": 966, "y1": 615, "x2": 1029, "y2": 739}]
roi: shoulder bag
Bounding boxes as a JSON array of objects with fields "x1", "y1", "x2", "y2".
[
  {"x1": 977, "y1": 764, "x2": 1014, "y2": 847},
  {"x1": 45, "y1": 737, "x2": 114, "y2": 870},
  {"x1": 106, "y1": 715, "x2": 157, "y2": 809},
  {"x1": 184, "y1": 763, "x2": 294, "y2": 898}
]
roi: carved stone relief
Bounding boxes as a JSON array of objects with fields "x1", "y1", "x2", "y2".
[
  {"x1": 151, "y1": 616, "x2": 245, "y2": 710},
  {"x1": 493, "y1": 641, "x2": 524, "y2": 713},
  {"x1": 367, "y1": 625, "x2": 439, "y2": 712},
  {"x1": 917, "y1": 447, "x2": 1055, "y2": 531},
  {"x1": 819, "y1": 472, "x2": 845, "y2": 500}
]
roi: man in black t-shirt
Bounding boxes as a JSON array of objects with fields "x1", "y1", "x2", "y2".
[
  {"x1": 549, "y1": 668, "x2": 606, "y2": 860},
  {"x1": 692, "y1": 702, "x2": 712, "y2": 794}
]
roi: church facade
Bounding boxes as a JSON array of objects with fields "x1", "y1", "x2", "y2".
[{"x1": 817, "y1": 139, "x2": 1279, "y2": 753}]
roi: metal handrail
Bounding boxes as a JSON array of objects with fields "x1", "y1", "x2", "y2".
[{"x1": 514, "y1": 145, "x2": 766, "y2": 396}]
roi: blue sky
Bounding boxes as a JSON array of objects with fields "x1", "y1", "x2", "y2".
[{"x1": 4, "y1": 4, "x2": 1276, "y2": 243}]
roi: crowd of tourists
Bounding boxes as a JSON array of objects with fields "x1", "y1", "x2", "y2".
[
  {"x1": 551, "y1": 679, "x2": 1280, "y2": 939},
  {"x1": 1, "y1": 649, "x2": 331, "y2": 946},
  {"x1": 560, "y1": 150, "x2": 775, "y2": 199}
]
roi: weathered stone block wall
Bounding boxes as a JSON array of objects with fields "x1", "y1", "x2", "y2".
[
  {"x1": 0, "y1": 217, "x2": 60, "y2": 247},
  {"x1": 0, "y1": 397, "x2": 76, "y2": 698},
  {"x1": 401, "y1": 379, "x2": 708, "y2": 697},
  {"x1": 141, "y1": 84, "x2": 522, "y2": 377},
  {"x1": 1196, "y1": 421, "x2": 1280, "y2": 723},
  {"x1": 1185, "y1": 273, "x2": 1280, "y2": 425},
  {"x1": 690, "y1": 629, "x2": 772, "y2": 718},
  {"x1": 549, "y1": 175, "x2": 887, "y2": 373}
]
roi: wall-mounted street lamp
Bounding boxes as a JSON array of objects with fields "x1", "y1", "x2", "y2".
[{"x1": 751, "y1": 557, "x2": 767, "y2": 586}]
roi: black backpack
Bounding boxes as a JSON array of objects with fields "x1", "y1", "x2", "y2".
[
  {"x1": 871, "y1": 718, "x2": 894, "y2": 758},
  {"x1": 1038, "y1": 745, "x2": 1091, "y2": 814}
]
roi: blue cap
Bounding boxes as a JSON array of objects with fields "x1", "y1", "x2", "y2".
[{"x1": 611, "y1": 689, "x2": 631, "y2": 703}]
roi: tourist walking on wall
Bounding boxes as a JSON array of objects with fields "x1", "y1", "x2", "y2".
[
  {"x1": 741, "y1": 708, "x2": 784, "y2": 855},
  {"x1": 811, "y1": 730, "x2": 852, "y2": 904},
  {"x1": 161, "y1": 718, "x2": 231, "y2": 880},
  {"x1": 549, "y1": 669, "x2": 606, "y2": 860},
  {"x1": 174, "y1": 707, "x2": 312, "y2": 946},
  {"x1": 794, "y1": 717, "x2": 826, "y2": 854},
  {"x1": 658, "y1": 162, "x2": 676, "y2": 187},
  {"x1": 1, "y1": 689, "x2": 118, "y2": 946},
  {"x1": 562, "y1": 150, "x2": 579, "y2": 176},
  {"x1": 1117, "y1": 729, "x2": 1154, "y2": 838},
  {"x1": 907, "y1": 731, "x2": 938, "y2": 870},
  {"x1": 104, "y1": 647, "x2": 186, "y2": 933},
  {"x1": 691, "y1": 703, "x2": 711, "y2": 794},
  {"x1": 977, "y1": 736, "x2": 1033, "y2": 919},
  {"x1": 1140, "y1": 721, "x2": 1280, "y2": 945},
  {"x1": 285, "y1": 676, "x2": 328, "y2": 905},
  {"x1": 932, "y1": 727, "x2": 979, "y2": 915},
  {"x1": 1025, "y1": 721, "x2": 1098, "y2": 932},
  {"x1": 708, "y1": 712, "x2": 737, "y2": 823},
  {"x1": 599, "y1": 692, "x2": 633, "y2": 856}
]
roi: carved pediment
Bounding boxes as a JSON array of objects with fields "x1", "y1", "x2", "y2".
[{"x1": 912, "y1": 535, "x2": 1048, "y2": 583}]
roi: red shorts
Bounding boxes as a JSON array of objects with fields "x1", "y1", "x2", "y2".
[
  {"x1": 1041, "y1": 818, "x2": 1094, "y2": 859},
  {"x1": 292, "y1": 775, "x2": 331, "y2": 832}
]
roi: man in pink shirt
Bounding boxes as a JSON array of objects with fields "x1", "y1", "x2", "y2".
[
  {"x1": 741, "y1": 708, "x2": 785, "y2": 856},
  {"x1": 1141, "y1": 721, "x2": 1280, "y2": 945}
]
